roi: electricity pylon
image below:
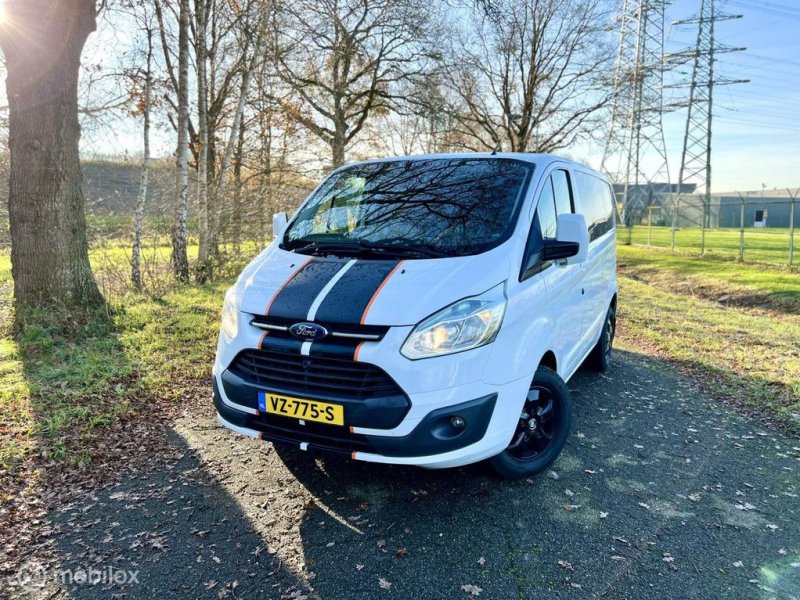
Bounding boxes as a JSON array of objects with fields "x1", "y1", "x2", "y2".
[
  {"x1": 601, "y1": 0, "x2": 671, "y2": 243},
  {"x1": 667, "y1": 0, "x2": 747, "y2": 253}
]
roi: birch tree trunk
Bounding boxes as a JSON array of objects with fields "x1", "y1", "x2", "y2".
[
  {"x1": 171, "y1": 0, "x2": 191, "y2": 282},
  {"x1": 195, "y1": 0, "x2": 211, "y2": 281},
  {"x1": 132, "y1": 26, "x2": 154, "y2": 290},
  {"x1": 0, "y1": 0, "x2": 103, "y2": 308},
  {"x1": 232, "y1": 118, "x2": 245, "y2": 255}
]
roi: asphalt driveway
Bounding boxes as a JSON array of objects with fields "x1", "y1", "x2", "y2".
[{"x1": 13, "y1": 349, "x2": 800, "y2": 599}]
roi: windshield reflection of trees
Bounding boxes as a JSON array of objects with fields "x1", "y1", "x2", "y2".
[{"x1": 302, "y1": 159, "x2": 529, "y2": 254}]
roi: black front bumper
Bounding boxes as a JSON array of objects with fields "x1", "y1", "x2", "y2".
[{"x1": 213, "y1": 375, "x2": 497, "y2": 459}]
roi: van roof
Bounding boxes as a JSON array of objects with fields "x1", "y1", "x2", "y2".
[{"x1": 342, "y1": 152, "x2": 601, "y2": 177}]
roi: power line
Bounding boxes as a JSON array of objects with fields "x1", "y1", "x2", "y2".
[
  {"x1": 601, "y1": 0, "x2": 672, "y2": 239},
  {"x1": 671, "y1": 0, "x2": 748, "y2": 252},
  {"x1": 726, "y1": 0, "x2": 800, "y2": 20}
]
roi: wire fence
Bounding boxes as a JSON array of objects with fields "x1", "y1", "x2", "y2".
[{"x1": 619, "y1": 193, "x2": 798, "y2": 266}]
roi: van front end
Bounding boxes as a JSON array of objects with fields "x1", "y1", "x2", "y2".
[{"x1": 212, "y1": 274, "x2": 530, "y2": 469}]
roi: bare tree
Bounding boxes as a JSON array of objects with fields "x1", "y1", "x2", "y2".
[
  {"x1": 0, "y1": 0, "x2": 103, "y2": 307},
  {"x1": 171, "y1": 0, "x2": 191, "y2": 282},
  {"x1": 445, "y1": 0, "x2": 614, "y2": 153},
  {"x1": 271, "y1": 0, "x2": 434, "y2": 168},
  {"x1": 132, "y1": 14, "x2": 155, "y2": 290}
]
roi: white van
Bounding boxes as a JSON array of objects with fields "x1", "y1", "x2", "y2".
[{"x1": 213, "y1": 154, "x2": 617, "y2": 478}]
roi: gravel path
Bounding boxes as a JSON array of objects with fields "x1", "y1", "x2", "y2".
[{"x1": 9, "y1": 349, "x2": 800, "y2": 599}]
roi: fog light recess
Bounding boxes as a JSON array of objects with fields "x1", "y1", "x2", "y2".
[{"x1": 450, "y1": 416, "x2": 466, "y2": 431}]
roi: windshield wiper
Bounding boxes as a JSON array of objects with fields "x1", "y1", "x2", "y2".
[
  {"x1": 289, "y1": 240, "x2": 448, "y2": 259},
  {"x1": 365, "y1": 242, "x2": 449, "y2": 258}
]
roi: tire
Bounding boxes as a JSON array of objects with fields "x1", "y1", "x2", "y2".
[
  {"x1": 490, "y1": 366, "x2": 572, "y2": 479},
  {"x1": 587, "y1": 302, "x2": 616, "y2": 372}
]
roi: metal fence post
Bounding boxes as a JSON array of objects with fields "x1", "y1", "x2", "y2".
[
  {"x1": 647, "y1": 206, "x2": 652, "y2": 246},
  {"x1": 789, "y1": 188, "x2": 797, "y2": 267},
  {"x1": 738, "y1": 192, "x2": 745, "y2": 262},
  {"x1": 671, "y1": 197, "x2": 678, "y2": 252}
]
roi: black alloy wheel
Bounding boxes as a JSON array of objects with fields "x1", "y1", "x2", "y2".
[{"x1": 490, "y1": 366, "x2": 572, "y2": 479}]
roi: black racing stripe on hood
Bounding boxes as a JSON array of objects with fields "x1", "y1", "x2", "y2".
[
  {"x1": 312, "y1": 260, "x2": 401, "y2": 325},
  {"x1": 267, "y1": 258, "x2": 348, "y2": 320}
]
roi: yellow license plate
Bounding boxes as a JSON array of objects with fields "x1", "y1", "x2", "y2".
[{"x1": 259, "y1": 392, "x2": 344, "y2": 426}]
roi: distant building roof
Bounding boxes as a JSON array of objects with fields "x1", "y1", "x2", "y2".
[{"x1": 611, "y1": 182, "x2": 697, "y2": 194}]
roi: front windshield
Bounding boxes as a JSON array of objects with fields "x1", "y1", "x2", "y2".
[{"x1": 282, "y1": 158, "x2": 533, "y2": 257}]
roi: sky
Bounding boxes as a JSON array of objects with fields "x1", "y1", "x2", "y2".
[
  {"x1": 72, "y1": 0, "x2": 800, "y2": 194},
  {"x1": 659, "y1": 0, "x2": 800, "y2": 193}
]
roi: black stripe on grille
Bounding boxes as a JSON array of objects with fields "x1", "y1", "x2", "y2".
[{"x1": 228, "y1": 348, "x2": 404, "y2": 400}]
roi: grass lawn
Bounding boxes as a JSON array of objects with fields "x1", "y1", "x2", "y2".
[
  {"x1": 617, "y1": 245, "x2": 799, "y2": 312},
  {"x1": 621, "y1": 225, "x2": 796, "y2": 266},
  {"x1": 0, "y1": 248, "x2": 229, "y2": 481},
  {"x1": 616, "y1": 276, "x2": 799, "y2": 431},
  {"x1": 616, "y1": 245, "x2": 799, "y2": 432}
]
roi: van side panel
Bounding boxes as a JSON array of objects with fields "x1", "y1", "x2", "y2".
[{"x1": 571, "y1": 170, "x2": 618, "y2": 355}]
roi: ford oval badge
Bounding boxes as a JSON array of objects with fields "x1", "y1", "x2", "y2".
[{"x1": 289, "y1": 322, "x2": 329, "y2": 341}]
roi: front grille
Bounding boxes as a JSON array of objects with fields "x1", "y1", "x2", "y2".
[
  {"x1": 229, "y1": 349, "x2": 404, "y2": 400},
  {"x1": 249, "y1": 315, "x2": 389, "y2": 341}
]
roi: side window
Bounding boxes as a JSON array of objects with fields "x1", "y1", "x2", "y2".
[
  {"x1": 573, "y1": 171, "x2": 615, "y2": 241},
  {"x1": 537, "y1": 178, "x2": 557, "y2": 240},
  {"x1": 551, "y1": 169, "x2": 574, "y2": 216}
]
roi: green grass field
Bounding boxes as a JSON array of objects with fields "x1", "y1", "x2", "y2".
[
  {"x1": 621, "y1": 225, "x2": 797, "y2": 266},
  {"x1": 617, "y1": 245, "x2": 799, "y2": 301},
  {"x1": 616, "y1": 247, "x2": 799, "y2": 431},
  {"x1": 0, "y1": 247, "x2": 228, "y2": 478}
]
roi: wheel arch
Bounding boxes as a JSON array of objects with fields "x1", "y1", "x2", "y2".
[{"x1": 538, "y1": 350, "x2": 558, "y2": 373}]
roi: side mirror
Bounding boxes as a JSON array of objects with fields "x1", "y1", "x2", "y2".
[
  {"x1": 550, "y1": 213, "x2": 589, "y2": 265},
  {"x1": 272, "y1": 212, "x2": 288, "y2": 240}
]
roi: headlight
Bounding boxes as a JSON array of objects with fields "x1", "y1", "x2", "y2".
[
  {"x1": 401, "y1": 283, "x2": 506, "y2": 360},
  {"x1": 221, "y1": 286, "x2": 239, "y2": 339}
]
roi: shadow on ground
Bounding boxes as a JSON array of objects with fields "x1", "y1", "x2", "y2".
[
  {"x1": 9, "y1": 349, "x2": 800, "y2": 599},
  {"x1": 10, "y1": 430, "x2": 311, "y2": 599}
]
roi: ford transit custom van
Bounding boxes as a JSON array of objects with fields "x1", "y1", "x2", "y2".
[{"x1": 213, "y1": 154, "x2": 617, "y2": 478}]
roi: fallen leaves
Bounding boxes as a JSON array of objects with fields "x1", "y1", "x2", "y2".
[
  {"x1": 613, "y1": 536, "x2": 629, "y2": 544},
  {"x1": 378, "y1": 577, "x2": 392, "y2": 590},
  {"x1": 461, "y1": 583, "x2": 483, "y2": 596},
  {"x1": 395, "y1": 547, "x2": 408, "y2": 559},
  {"x1": 477, "y1": 556, "x2": 486, "y2": 567},
  {"x1": 558, "y1": 560, "x2": 574, "y2": 571}
]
